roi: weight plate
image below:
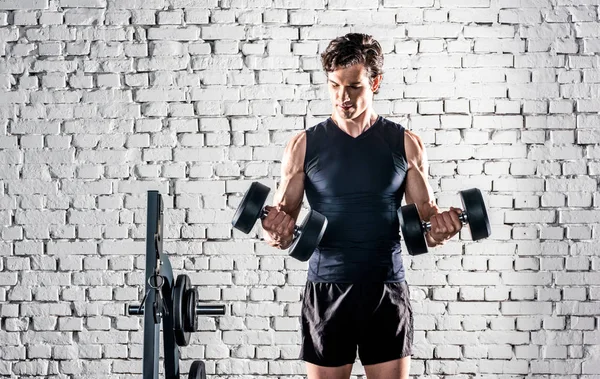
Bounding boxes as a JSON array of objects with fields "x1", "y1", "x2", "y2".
[
  {"x1": 188, "y1": 360, "x2": 206, "y2": 379},
  {"x1": 460, "y1": 188, "x2": 491, "y2": 241},
  {"x1": 173, "y1": 274, "x2": 191, "y2": 347},
  {"x1": 289, "y1": 209, "x2": 328, "y2": 262},
  {"x1": 399, "y1": 204, "x2": 428, "y2": 255},
  {"x1": 185, "y1": 288, "x2": 197, "y2": 333},
  {"x1": 232, "y1": 182, "x2": 270, "y2": 234}
]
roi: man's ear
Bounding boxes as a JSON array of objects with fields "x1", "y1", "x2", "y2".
[{"x1": 372, "y1": 74, "x2": 382, "y2": 92}]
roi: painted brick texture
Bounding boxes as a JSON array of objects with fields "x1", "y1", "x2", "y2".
[{"x1": 0, "y1": 0, "x2": 599, "y2": 377}]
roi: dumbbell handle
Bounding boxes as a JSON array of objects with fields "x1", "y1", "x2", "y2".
[
  {"x1": 261, "y1": 207, "x2": 300, "y2": 237},
  {"x1": 127, "y1": 304, "x2": 226, "y2": 316},
  {"x1": 422, "y1": 212, "x2": 468, "y2": 232}
]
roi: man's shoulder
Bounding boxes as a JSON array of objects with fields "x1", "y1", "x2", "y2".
[
  {"x1": 379, "y1": 116, "x2": 406, "y2": 132},
  {"x1": 306, "y1": 118, "x2": 330, "y2": 132},
  {"x1": 305, "y1": 118, "x2": 330, "y2": 138}
]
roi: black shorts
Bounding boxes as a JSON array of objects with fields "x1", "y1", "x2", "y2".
[{"x1": 300, "y1": 280, "x2": 413, "y2": 367}]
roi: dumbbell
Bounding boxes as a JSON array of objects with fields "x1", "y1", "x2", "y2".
[
  {"x1": 399, "y1": 188, "x2": 491, "y2": 255},
  {"x1": 232, "y1": 182, "x2": 328, "y2": 262}
]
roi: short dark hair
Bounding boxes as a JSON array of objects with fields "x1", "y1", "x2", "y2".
[{"x1": 321, "y1": 33, "x2": 384, "y2": 93}]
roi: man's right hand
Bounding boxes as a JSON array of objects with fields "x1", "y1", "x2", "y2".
[
  {"x1": 262, "y1": 130, "x2": 306, "y2": 250},
  {"x1": 262, "y1": 205, "x2": 296, "y2": 249}
]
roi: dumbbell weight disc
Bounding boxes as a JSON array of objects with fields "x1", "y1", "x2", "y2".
[
  {"x1": 398, "y1": 204, "x2": 428, "y2": 256},
  {"x1": 185, "y1": 288, "x2": 197, "y2": 333},
  {"x1": 288, "y1": 209, "x2": 328, "y2": 261},
  {"x1": 173, "y1": 274, "x2": 191, "y2": 347},
  {"x1": 460, "y1": 188, "x2": 491, "y2": 241},
  {"x1": 232, "y1": 182, "x2": 270, "y2": 234},
  {"x1": 188, "y1": 360, "x2": 206, "y2": 379}
]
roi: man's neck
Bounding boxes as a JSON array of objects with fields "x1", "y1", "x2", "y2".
[{"x1": 331, "y1": 109, "x2": 379, "y2": 138}]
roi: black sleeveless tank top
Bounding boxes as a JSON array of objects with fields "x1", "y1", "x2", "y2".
[{"x1": 303, "y1": 116, "x2": 409, "y2": 283}]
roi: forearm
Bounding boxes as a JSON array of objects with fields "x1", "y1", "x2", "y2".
[
  {"x1": 263, "y1": 131, "x2": 306, "y2": 250},
  {"x1": 264, "y1": 177, "x2": 303, "y2": 250}
]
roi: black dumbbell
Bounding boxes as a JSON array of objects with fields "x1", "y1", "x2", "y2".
[
  {"x1": 232, "y1": 182, "x2": 328, "y2": 262},
  {"x1": 399, "y1": 188, "x2": 491, "y2": 255}
]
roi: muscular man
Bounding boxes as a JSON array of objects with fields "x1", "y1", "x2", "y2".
[{"x1": 261, "y1": 33, "x2": 463, "y2": 379}]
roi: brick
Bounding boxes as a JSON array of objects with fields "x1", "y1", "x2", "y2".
[
  {"x1": 407, "y1": 24, "x2": 463, "y2": 38},
  {"x1": 384, "y1": 0, "x2": 432, "y2": 5},
  {"x1": 575, "y1": 23, "x2": 600, "y2": 38},
  {"x1": 464, "y1": 25, "x2": 515, "y2": 38},
  {"x1": 449, "y1": 302, "x2": 499, "y2": 315},
  {"x1": 60, "y1": 0, "x2": 106, "y2": 5},
  {"x1": 202, "y1": 25, "x2": 246, "y2": 40},
  {"x1": 0, "y1": 0, "x2": 48, "y2": 9},
  {"x1": 448, "y1": 272, "x2": 500, "y2": 286},
  {"x1": 427, "y1": 331, "x2": 478, "y2": 345},
  {"x1": 503, "y1": 302, "x2": 552, "y2": 315},
  {"x1": 473, "y1": 115, "x2": 523, "y2": 129},
  {"x1": 450, "y1": 9, "x2": 497, "y2": 22},
  {"x1": 500, "y1": 8, "x2": 541, "y2": 24},
  {"x1": 509, "y1": 84, "x2": 559, "y2": 99}
]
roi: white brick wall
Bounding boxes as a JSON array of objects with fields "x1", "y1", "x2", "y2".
[{"x1": 0, "y1": 0, "x2": 599, "y2": 377}]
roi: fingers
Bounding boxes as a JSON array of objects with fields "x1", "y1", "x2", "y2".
[
  {"x1": 428, "y1": 214, "x2": 441, "y2": 235},
  {"x1": 261, "y1": 205, "x2": 295, "y2": 247},
  {"x1": 286, "y1": 216, "x2": 296, "y2": 237},
  {"x1": 439, "y1": 210, "x2": 459, "y2": 234},
  {"x1": 428, "y1": 209, "x2": 463, "y2": 242},
  {"x1": 278, "y1": 216, "x2": 297, "y2": 248},
  {"x1": 448, "y1": 207, "x2": 463, "y2": 231}
]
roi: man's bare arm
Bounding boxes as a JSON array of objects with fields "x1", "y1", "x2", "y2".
[
  {"x1": 403, "y1": 130, "x2": 460, "y2": 247},
  {"x1": 403, "y1": 130, "x2": 438, "y2": 235},
  {"x1": 262, "y1": 131, "x2": 306, "y2": 249}
]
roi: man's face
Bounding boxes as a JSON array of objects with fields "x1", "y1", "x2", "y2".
[{"x1": 327, "y1": 63, "x2": 379, "y2": 120}]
